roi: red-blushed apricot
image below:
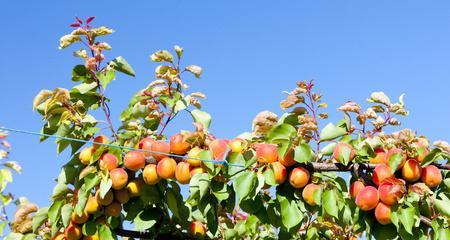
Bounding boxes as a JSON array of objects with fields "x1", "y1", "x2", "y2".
[
  {"x1": 375, "y1": 202, "x2": 392, "y2": 225},
  {"x1": 255, "y1": 143, "x2": 278, "y2": 163},
  {"x1": 83, "y1": 234, "x2": 99, "y2": 240},
  {"x1": 370, "y1": 148, "x2": 387, "y2": 164},
  {"x1": 332, "y1": 142, "x2": 356, "y2": 163},
  {"x1": 421, "y1": 165, "x2": 442, "y2": 188},
  {"x1": 209, "y1": 139, "x2": 229, "y2": 160},
  {"x1": 386, "y1": 148, "x2": 406, "y2": 170},
  {"x1": 65, "y1": 222, "x2": 82, "y2": 240},
  {"x1": 187, "y1": 147, "x2": 203, "y2": 167},
  {"x1": 229, "y1": 138, "x2": 245, "y2": 153},
  {"x1": 170, "y1": 133, "x2": 191, "y2": 155},
  {"x1": 402, "y1": 159, "x2": 422, "y2": 182},
  {"x1": 355, "y1": 186, "x2": 379, "y2": 211},
  {"x1": 98, "y1": 153, "x2": 118, "y2": 171},
  {"x1": 289, "y1": 167, "x2": 310, "y2": 189},
  {"x1": 415, "y1": 146, "x2": 429, "y2": 162},
  {"x1": 302, "y1": 183, "x2": 321, "y2": 206},
  {"x1": 143, "y1": 164, "x2": 160, "y2": 185},
  {"x1": 157, "y1": 157, "x2": 177, "y2": 179},
  {"x1": 270, "y1": 162, "x2": 287, "y2": 184},
  {"x1": 151, "y1": 141, "x2": 170, "y2": 161},
  {"x1": 190, "y1": 167, "x2": 206, "y2": 177},
  {"x1": 126, "y1": 178, "x2": 144, "y2": 197},
  {"x1": 138, "y1": 137, "x2": 155, "y2": 157},
  {"x1": 110, "y1": 168, "x2": 128, "y2": 190},
  {"x1": 372, "y1": 164, "x2": 393, "y2": 186},
  {"x1": 279, "y1": 148, "x2": 296, "y2": 167},
  {"x1": 105, "y1": 201, "x2": 122, "y2": 217},
  {"x1": 124, "y1": 151, "x2": 146, "y2": 171},
  {"x1": 175, "y1": 162, "x2": 192, "y2": 184},
  {"x1": 79, "y1": 146, "x2": 95, "y2": 165},
  {"x1": 378, "y1": 179, "x2": 406, "y2": 205},
  {"x1": 71, "y1": 210, "x2": 89, "y2": 224},
  {"x1": 349, "y1": 180, "x2": 365, "y2": 199},
  {"x1": 85, "y1": 195, "x2": 101, "y2": 214},
  {"x1": 189, "y1": 221, "x2": 206, "y2": 237},
  {"x1": 114, "y1": 188, "x2": 130, "y2": 204},
  {"x1": 95, "y1": 189, "x2": 114, "y2": 206},
  {"x1": 53, "y1": 233, "x2": 65, "y2": 240},
  {"x1": 93, "y1": 135, "x2": 110, "y2": 148}
]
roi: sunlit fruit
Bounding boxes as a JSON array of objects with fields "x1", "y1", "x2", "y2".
[
  {"x1": 71, "y1": 210, "x2": 89, "y2": 224},
  {"x1": 255, "y1": 143, "x2": 278, "y2": 163},
  {"x1": 79, "y1": 146, "x2": 95, "y2": 165},
  {"x1": 83, "y1": 234, "x2": 99, "y2": 240},
  {"x1": 105, "y1": 201, "x2": 122, "y2": 217},
  {"x1": 138, "y1": 137, "x2": 155, "y2": 157},
  {"x1": 175, "y1": 162, "x2": 192, "y2": 184},
  {"x1": 143, "y1": 164, "x2": 160, "y2": 185},
  {"x1": 209, "y1": 139, "x2": 229, "y2": 160},
  {"x1": 189, "y1": 221, "x2": 206, "y2": 237},
  {"x1": 372, "y1": 164, "x2": 393, "y2": 186},
  {"x1": 402, "y1": 159, "x2": 422, "y2": 182},
  {"x1": 349, "y1": 180, "x2": 365, "y2": 199},
  {"x1": 170, "y1": 133, "x2": 191, "y2": 155},
  {"x1": 85, "y1": 195, "x2": 101, "y2": 214},
  {"x1": 355, "y1": 186, "x2": 379, "y2": 211},
  {"x1": 110, "y1": 168, "x2": 128, "y2": 190},
  {"x1": 228, "y1": 138, "x2": 245, "y2": 153},
  {"x1": 151, "y1": 141, "x2": 170, "y2": 161},
  {"x1": 190, "y1": 167, "x2": 206, "y2": 177},
  {"x1": 279, "y1": 148, "x2": 296, "y2": 167},
  {"x1": 370, "y1": 148, "x2": 387, "y2": 164},
  {"x1": 302, "y1": 183, "x2": 321, "y2": 206},
  {"x1": 332, "y1": 142, "x2": 356, "y2": 163},
  {"x1": 378, "y1": 180, "x2": 405, "y2": 205},
  {"x1": 289, "y1": 166, "x2": 310, "y2": 189},
  {"x1": 124, "y1": 151, "x2": 146, "y2": 171},
  {"x1": 421, "y1": 165, "x2": 442, "y2": 188},
  {"x1": 270, "y1": 161, "x2": 287, "y2": 184},
  {"x1": 93, "y1": 135, "x2": 110, "y2": 148},
  {"x1": 375, "y1": 202, "x2": 392, "y2": 225},
  {"x1": 65, "y1": 222, "x2": 82, "y2": 240},
  {"x1": 187, "y1": 147, "x2": 203, "y2": 167},
  {"x1": 157, "y1": 157, "x2": 177, "y2": 179},
  {"x1": 126, "y1": 178, "x2": 144, "y2": 197},
  {"x1": 98, "y1": 153, "x2": 118, "y2": 171},
  {"x1": 386, "y1": 148, "x2": 406, "y2": 170},
  {"x1": 114, "y1": 188, "x2": 130, "y2": 204}
]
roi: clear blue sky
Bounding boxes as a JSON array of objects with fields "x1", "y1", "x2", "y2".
[{"x1": 1, "y1": 0, "x2": 450, "y2": 222}]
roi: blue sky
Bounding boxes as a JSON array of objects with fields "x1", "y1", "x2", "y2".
[{"x1": 1, "y1": 0, "x2": 450, "y2": 227}]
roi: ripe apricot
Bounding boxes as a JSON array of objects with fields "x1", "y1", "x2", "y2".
[
  {"x1": 53, "y1": 233, "x2": 65, "y2": 240},
  {"x1": 229, "y1": 138, "x2": 245, "y2": 153},
  {"x1": 170, "y1": 133, "x2": 191, "y2": 155},
  {"x1": 105, "y1": 201, "x2": 122, "y2": 217},
  {"x1": 124, "y1": 151, "x2": 146, "y2": 171},
  {"x1": 416, "y1": 146, "x2": 429, "y2": 162},
  {"x1": 138, "y1": 137, "x2": 155, "y2": 157},
  {"x1": 114, "y1": 188, "x2": 130, "y2": 204},
  {"x1": 209, "y1": 139, "x2": 229, "y2": 160},
  {"x1": 279, "y1": 148, "x2": 296, "y2": 167},
  {"x1": 421, "y1": 165, "x2": 441, "y2": 187},
  {"x1": 96, "y1": 189, "x2": 114, "y2": 206},
  {"x1": 402, "y1": 159, "x2": 422, "y2": 182},
  {"x1": 71, "y1": 210, "x2": 89, "y2": 224},
  {"x1": 98, "y1": 153, "x2": 118, "y2": 171},
  {"x1": 302, "y1": 183, "x2": 321, "y2": 206},
  {"x1": 355, "y1": 186, "x2": 379, "y2": 211},
  {"x1": 157, "y1": 157, "x2": 177, "y2": 179},
  {"x1": 110, "y1": 168, "x2": 128, "y2": 190},
  {"x1": 190, "y1": 167, "x2": 206, "y2": 177},
  {"x1": 349, "y1": 180, "x2": 365, "y2": 199},
  {"x1": 288, "y1": 167, "x2": 310, "y2": 189},
  {"x1": 189, "y1": 221, "x2": 206, "y2": 237},
  {"x1": 255, "y1": 143, "x2": 278, "y2": 163},
  {"x1": 79, "y1": 146, "x2": 95, "y2": 165},
  {"x1": 143, "y1": 164, "x2": 160, "y2": 185},
  {"x1": 83, "y1": 234, "x2": 99, "y2": 240},
  {"x1": 187, "y1": 147, "x2": 203, "y2": 167},
  {"x1": 270, "y1": 162, "x2": 287, "y2": 184},
  {"x1": 175, "y1": 162, "x2": 192, "y2": 184},
  {"x1": 378, "y1": 180, "x2": 405, "y2": 205},
  {"x1": 85, "y1": 195, "x2": 101, "y2": 214},
  {"x1": 332, "y1": 142, "x2": 355, "y2": 163},
  {"x1": 370, "y1": 148, "x2": 387, "y2": 164},
  {"x1": 93, "y1": 135, "x2": 110, "y2": 148},
  {"x1": 375, "y1": 202, "x2": 392, "y2": 225},
  {"x1": 151, "y1": 141, "x2": 170, "y2": 161},
  {"x1": 386, "y1": 148, "x2": 406, "y2": 170},
  {"x1": 126, "y1": 178, "x2": 144, "y2": 197},
  {"x1": 65, "y1": 222, "x2": 82, "y2": 240},
  {"x1": 372, "y1": 164, "x2": 393, "y2": 186}
]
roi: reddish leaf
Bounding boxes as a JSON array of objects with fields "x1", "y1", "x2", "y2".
[
  {"x1": 70, "y1": 23, "x2": 81, "y2": 27},
  {"x1": 75, "y1": 16, "x2": 83, "y2": 24},
  {"x1": 86, "y1": 16, "x2": 95, "y2": 23}
]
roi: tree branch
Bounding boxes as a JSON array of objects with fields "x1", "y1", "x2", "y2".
[{"x1": 114, "y1": 228, "x2": 194, "y2": 240}]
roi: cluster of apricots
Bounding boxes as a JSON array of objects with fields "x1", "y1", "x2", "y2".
[{"x1": 342, "y1": 144, "x2": 443, "y2": 226}]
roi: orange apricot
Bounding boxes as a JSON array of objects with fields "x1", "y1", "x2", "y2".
[
  {"x1": 110, "y1": 168, "x2": 128, "y2": 190},
  {"x1": 355, "y1": 186, "x2": 379, "y2": 211},
  {"x1": 279, "y1": 148, "x2": 296, "y2": 167},
  {"x1": 143, "y1": 164, "x2": 160, "y2": 185},
  {"x1": 105, "y1": 201, "x2": 122, "y2": 217},
  {"x1": 332, "y1": 142, "x2": 356, "y2": 164},
  {"x1": 157, "y1": 157, "x2": 177, "y2": 179},
  {"x1": 138, "y1": 137, "x2": 155, "y2": 157},
  {"x1": 189, "y1": 221, "x2": 206, "y2": 237},
  {"x1": 421, "y1": 165, "x2": 441, "y2": 187},
  {"x1": 209, "y1": 139, "x2": 229, "y2": 160},
  {"x1": 255, "y1": 143, "x2": 278, "y2": 163},
  {"x1": 349, "y1": 180, "x2": 365, "y2": 199},
  {"x1": 151, "y1": 141, "x2": 170, "y2": 161},
  {"x1": 170, "y1": 133, "x2": 191, "y2": 155},
  {"x1": 65, "y1": 222, "x2": 82, "y2": 240},
  {"x1": 124, "y1": 151, "x2": 146, "y2": 171},
  {"x1": 289, "y1": 167, "x2": 310, "y2": 189},
  {"x1": 79, "y1": 146, "x2": 95, "y2": 165},
  {"x1": 187, "y1": 147, "x2": 203, "y2": 167},
  {"x1": 372, "y1": 164, "x2": 393, "y2": 186},
  {"x1": 270, "y1": 162, "x2": 287, "y2": 184},
  {"x1": 99, "y1": 153, "x2": 118, "y2": 171},
  {"x1": 370, "y1": 148, "x2": 387, "y2": 164},
  {"x1": 175, "y1": 162, "x2": 192, "y2": 184},
  {"x1": 402, "y1": 159, "x2": 422, "y2": 182},
  {"x1": 302, "y1": 183, "x2": 321, "y2": 206},
  {"x1": 126, "y1": 178, "x2": 144, "y2": 197},
  {"x1": 378, "y1": 180, "x2": 405, "y2": 205},
  {"x1": 375, "y1": 202, "x2": 392, "y2": 225},
  {"x1": 114, "y1": 188, "x2": 130, "y2": 204},
  {"x1": 85, "y1": 195, "x2": 101, "y2": 214}
]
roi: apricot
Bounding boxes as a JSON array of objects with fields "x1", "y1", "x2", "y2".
[
  {"x1": 375, "y1": 202, "x2": 392, "y2": 225},
  {"x1": 332, "y1": 142, "x2": 355, "y2": 164},
  {"x1": 378, "y1": 180, "x2": 405, "y2": 205},
  {"x1": 85, "y1": 195, "x2": 101, "y2": 214},
  {"x1": 98, "y1": 153, "x2": 118, "y2": 171},
  {"x1": 255, "y1": 143, "x2": 278, "y2": 163},
  {"x1": 355, "y1": 186, "x2": 379, "y2": 211},
  {"x1": 79, "y1": 146, "x2": 95, "y2": 165},
  {"x1": 126, "y1": 178, "x2": 144, "y2": 197},
  {"x1": 279, "y1": 148, "x2": 296, "y2": 167},
  {"x1": 65, "y1": 222, "x2": 82, "y2": 240},
  {"x1": 71, "y1": 210, "x2": 89, "y2": 224},
  {"x1": 421, "y1": 165, "x2": 442, "y2": 187},
  {"x1": 187, "y1": 147, "x2": 203, "y2": 167},
  {"x1": 372, "y1": 164, "x2": 393, "y2": 186},
  {"x1": 138, "y1": 137, "x2": 155, "y2": 157},
  {"x1": 110, "y1": 168, "x2": 128, "y2": 190},
  {"x1": 105, "y1": 201, "x2": 122, "y2": 217},
  {"x1": 270, "y1": 162, "x2": 287, "y2": 184},
  {"x1": 124, "y1": 151, "x2": 146, "y2": 171},
  {"x1": 189, "y1": 221, "x2": 206, "y2": 237},
  {"x1": 83, "y1": 234, "x2": 99, "y2": 240},
  {"x1": 209, "y1": 139, "x2": 229, "y2": 160},
  {"x1": 175, "y1": 162, "x2": 192, "y2": 184},
  {"x1": 416, "y1": 146, "x2": 429, "y2": 162},
  {"x1": 302, "y1": 183, "x2": 321, "y2": 206},
  {"x1": 114, "y1": 189, "x2": 130, "y2": 204},
  {"x1": 96, "y1": 189, "x2": 114, "y2": 206},
  {"x1": 402, "y1": 159, "x2": 422, "y2": 182},
  {"x1": 370, "y1": 148, "x2": 387, "y2": 164},
  {"x1": 157, "y1": 157, "x2": 177, "y2": 179},
  {"x1": 93, "y1": 135, "x2": 110, "y2": 148},
  {"x1": 190, "y1": 167, "x2": 206, "y2": 177},
  {"x1": 349, "y1": 180, "x2": 365, "y2": 199},
  {"x1": 289, "y1": 167, "x2": 310, "y2": 189},
  {"x1": 386, "y1": 148, "x2": 406, "y2": 170},
  {"x1": 151, "y1": 141, "x2": 170, "y2": 161},
  {"x1": 143, "y1": 164, "x2": 160, "y2": 185},
  {"x1": 228, "y1": 138, "x2": 245, "y2": 153},
  {"x1": 170, "y1": 133, "x2": 191, "y2": 155},
  {"x1": 53, "y1": 233, "x2": 65, "y2": 240}
]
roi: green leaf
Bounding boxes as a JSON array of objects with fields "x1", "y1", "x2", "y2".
[
  {"x1": 199, "y1": 150, "x2": 218, "y2": 176},
  {"x1": 48, "y1": 199, "x2": 64, "y2": 224},
  {"x1": 61, "y1": 204, "x2": 73, "y2": 228},
  {"x1": 421, "y1": 148, "x2": 441, "y2": 167},
  {"x1": 110, "y1": 56, "x2": 135, "y2": 77},
  {"x1": 398, "y1": 207, "x2": 416, "y2": 235},
  {"x1": 264, "y1": 168, "x2": 277, "y2": 186},
  {"x1": 99, "y1": 178, "x2": 112, "y2": 199},
  {"x1": 323, "y1": 189, "x2": 339, "y2": 218},
  {"x1": 319, "y1": 123, "x2": 347, "y2": 142},
  {"x1": 321, "y1": 142, "x2": 337, "y2": 156},
  {"x1": 98, "y1": 224, "x2": 115, "y2": 240},
  {"x1": 226, "y1": 153, "x2": 246, "y2": 177},
  {"x1": 211, "y1": 181, "x2": 229, "y2": 201},
  {"x1": 72, "y1": 65, "x2": 92, "y2": 82},
  {"x1": 388, "y1": 152, "x2": 403, "y2": 174},
  {"x1": 294, "y1": 144, "x2": 314, "y2": 163},
  {"x1": 434, "y1": 198, "x2": 450, "y2": 218},
  {"x1": 279, "y1": 196, "x2": 303, "y2": 231},
  {"x1": 97, "y1": 69, "x2": 116, "y2": 89},
  {"x1": 267, "y1": 124, "x2": 296, "y2": 143},
  {"x1": 191, "y1": 109, "x2": 211, "y2": 132},
  {"x1": 73, "y1": 82, "x2": 98, "y2": 94},
  {"x1": 84, "y1": 173, "x2": 101, "y2": 190},
  {"x1": 134, "y1": 209, "x2": 158, "y2": 231},
  {"x1": 233, "y1": 171, "x2": 257, "y2": 202},
  {"x1": 32, "y1": 207, "x2": 49, "y2": 232}
]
